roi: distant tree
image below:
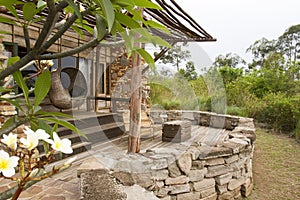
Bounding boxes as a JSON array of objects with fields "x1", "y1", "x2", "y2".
[
  {"x1": 178, "y1": 61, "x2": 198, "y2": 80},
  {"x1": 155, "y1": 42, "x2": 191, "y2": 71},
  {"x1": 213, "y1": 53, "x2": 246, "y2": 68},
  {"x1": 277, "y1": 24, "x2": 300, "y2": 63},
  {"x1": 246, "y1": 38, "x2": 277, "y2": 69}
]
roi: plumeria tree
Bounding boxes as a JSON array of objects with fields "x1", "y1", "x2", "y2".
[
  {"x1": 0, "y1": 0, "x2": 170, "y2": 153},
  {"x1": 0, "y1": 127, "x2": 74, "y2": 200}
]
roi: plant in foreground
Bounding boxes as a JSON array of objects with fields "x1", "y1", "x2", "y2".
[{"x1": 0, "y1": 127, "x2": 75, "y2": 200}]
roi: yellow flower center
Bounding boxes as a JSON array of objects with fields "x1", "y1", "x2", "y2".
[
  {"x1": 0, "y1": 159, "x2": 9, "y2": 170},
  {"x1": 55, "y1": 141, "x2": 62, "y2": 150},
  {"x1": 8, "y1": 138, "x2": 16, "y2": 148}
]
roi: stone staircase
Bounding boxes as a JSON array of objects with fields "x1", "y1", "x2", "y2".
[{"x1": 38, "y1": 111, "x2": 125, "y2": 161}]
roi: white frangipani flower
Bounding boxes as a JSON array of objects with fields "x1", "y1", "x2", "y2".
[
  {"x1": 21, "y1": 127, "x2": 51, "y2": 150},
  {"x1": 46, "y1": 132, "x2": 73, "y2": 154},
  {"x1": 1, "y1": 133, "x2": 18, "y2": 150},
  {"x1": 0, "y1": 150, "x2": 19, "y2": 177},
  {"x1": 23, "y1": 127, "x2": 50, "y2": 141}
]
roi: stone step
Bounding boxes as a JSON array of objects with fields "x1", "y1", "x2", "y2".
[{"x1": 37, "y1": 122, "x2": 125, "y2": 153}]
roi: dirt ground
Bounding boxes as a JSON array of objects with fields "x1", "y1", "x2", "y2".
[{"x1": 247, "y1": 128, "x2": 300, "y2": 200}]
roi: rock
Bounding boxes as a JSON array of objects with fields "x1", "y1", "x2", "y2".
[
  {"x1": 168, "y1": 161, "x2": 182, "y2": 178},
  {"x1": 241, "y1": 178, "x2": 254, "y2": 197},
  {"x1": 132, "y1": 173, "x2": 154, "y2": 188},
  {"x1": 168, "y1": 184, "x2": 190, "y2": 195},
  {"x1": 204, "y1": 158, "x2": 225, "y2": 166},
  {"x1": 224, "y1": 155, "x2": 239, "y2": 164},
  {"x1": 112, "y1": 172, "x2": 135, "y2": 186},
  {"x1": 216, "y1": 184, "x2": 228, "y2": 194},
  {"x1": 200, "y1": 193, "x2": 217, "y2": 200},
  {"x1": 177, "y1": 153, "x2": 192, "y2": 175},
  {"x1": 188, "y1": 146, "x2": 201, "y2": 160},
  {"x1": 228, "y1": 177, "x2": 246, "y2": 191},
  {"x1": 177, "y1": 192, "x2": 201, "y2": 200},
  {"x1": 192, "y1": 160, "x2": 205, "y2": 169},
  {"x1": 189, "y1": 169, "x2": 206, "y2": 182},
  {"x1": 205, "y1": 165, "x2": 231, "y2": 178},
  {"x1": 151, "y1": 158, "x2": 169, "y2": 170},
  {"x1": 200, "y1": 186, "x2": 216, "y2": 198},
  {"x1": 165, "y1": 176, "x2": 189, "y2": 185},
  {"x1": 215, "y1": 173, "x2": 233, "y2": 185},
  {"x1": 151, "y1": 170, "x2": 169, "y2": 181},
  {"x1": 193, "y1": 178, "x2": 215, "y2": 191},
  {"x1": 122, "y1": 184, "x2": 159, "y2": 200},
  {"x1": 156, "y1": 187, "x2": 170, "y2": 198}
]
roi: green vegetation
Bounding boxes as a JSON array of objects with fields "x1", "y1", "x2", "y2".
[{"x1": 151, "y1": 24, "x2": 300, "y2": 140}]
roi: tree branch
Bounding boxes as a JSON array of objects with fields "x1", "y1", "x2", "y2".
[
  {"x1": 56, "y1": 0, "x2": 69, "y2": 12},
  {"x1": 38, "y1": 9, "x2": 91, "y2": 55},
  {"x1": 0, "y1": 52, "x2": 35, "y2": 80},
  {"x1": 32, "y1": 0, "x2": 58, "y2": 51},
  {"x1": 23, "y1": 26, "x2": 31, "y2": 53},
  {"x1": 37, "y1": 38, "x2": 101, "y2": 60}
]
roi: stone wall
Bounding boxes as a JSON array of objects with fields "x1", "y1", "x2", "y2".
[
  {"x1": 110, "y1": 54, "x2": 150, "y2": 112},
  {"x1": 78, "y1": 112, "x2": 256, "y2": 200}
]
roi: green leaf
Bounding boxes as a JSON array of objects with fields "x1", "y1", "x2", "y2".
[
  {"x1": 42, "y1": 118, "x2": 87, "y2": 139},
  {"x1": 30, "y1": 16, "x2": 46, "y2": 24},
  {"x1": 115, "y1": 12, "x2": 140, "y2": 29},
  {"x1": 5, "y1": 5, "x2": 19, "y2": 20},
  {"x1": 13, "y1": 71, "x2": 30, "y2": 106},
  {"x1": 137, "y1": 48, "x2": 155, "y2": 69},
  {"x1": 7, "y1": 56, "x2": 20, "y2": 66},
  {"x1": 71, "y1": 25, "x2": 83, "y2": 36},
  {"x1": 66, "y1": 0, "x2": 82, "y2": 22},
  {"x1": 151, "y1": 36, "x2": 171, "y2": 48},
  {"x1": 0, "y1": 0, "x2": 24, "y2": 6},
  {"x1": 132, "y1": 0, "x2": 162, "y2": 9},
  {"x1": 37, "y1": 119, "x2": 53, "y2": 134},
  {"x1": 30, "y1": 119, "x2": 39, "y2": 130},
  {"x1": 23, "y1": 2, "x2": 37, "y2": 21},
  {"x1": 0, "y1": 16, "x2": 16, "y2": 25},
  {"x1": 146, "y1": 20, "x2": 170, "y2": 34},
  {"x1": 34, "y1": 70, "x2": 51, "y2": 107},
  {"x1": 36, "y1": 110, "x2": 74, "y2": 119},
  {"x1": 111, "y1": 0, "x2": 134, "y2": 7},
  {"x1": 99, "y1": 0, "x2": 115, "y2": 32},
  {"x1": 96, "y1": 14, "x2": 107, "y2": 39},
  {"x1": 1, "y1": 117, "x2": 15, "y2": 131}
]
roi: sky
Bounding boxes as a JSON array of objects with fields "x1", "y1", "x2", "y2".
[{"x1": 174, "y1": 0, "x2": 300, "y2": 66}]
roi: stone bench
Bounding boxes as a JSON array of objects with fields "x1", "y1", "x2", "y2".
[{"x1": 162, "y1": 120, "x2": 192, "y2": 143}]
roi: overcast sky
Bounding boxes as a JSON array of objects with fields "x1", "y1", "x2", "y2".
[{"x1": 175, "y1": 0, "x2": 300, "y2": 64}]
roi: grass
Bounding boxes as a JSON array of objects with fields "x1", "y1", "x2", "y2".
[{"x1": 248, "y1": 128, "x2": 300, "y2": 200}]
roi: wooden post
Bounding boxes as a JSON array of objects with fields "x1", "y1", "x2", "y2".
[{"x1": 128, "y1": 52, "x2": 142, "y2": 153}]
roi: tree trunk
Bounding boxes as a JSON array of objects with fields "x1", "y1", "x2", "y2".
[{"x1": 128, "y1": 52, "x2": 142, "y2": 153}]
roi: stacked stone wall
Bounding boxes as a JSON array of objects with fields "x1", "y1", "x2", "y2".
[{"x1": 78, "y1": 111, "x2": 255, "y2": 200}]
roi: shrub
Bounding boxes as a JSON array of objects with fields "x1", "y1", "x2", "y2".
[
  {"x1": 226, "y1": 106, "x2": 247, "y2": 117},
  {"x1": 161, "y1": 99, "x2": 181, "y2": 110},
  {"x1": 253, "y1": 93, "x2": 298, "y2": 133}
]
